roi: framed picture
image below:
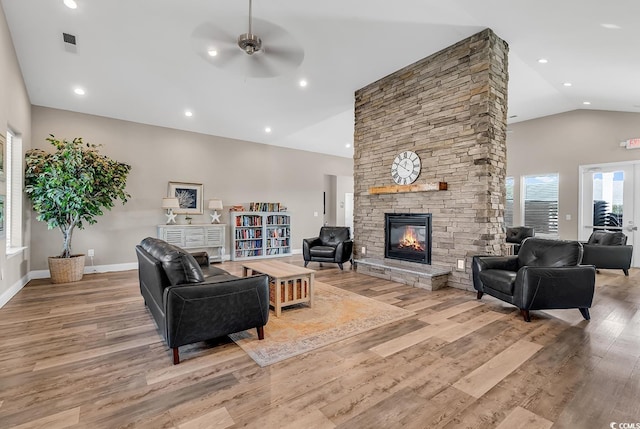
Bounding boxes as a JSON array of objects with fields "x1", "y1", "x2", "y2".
[{"x1": 168, "y1": 182, "x2": 203, "y2": 214}]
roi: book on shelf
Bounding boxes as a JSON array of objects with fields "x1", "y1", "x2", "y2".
[{"x1": 248, "y1": 202, "x2": 282, "y2": 212}]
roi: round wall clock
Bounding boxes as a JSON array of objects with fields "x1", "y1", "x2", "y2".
[{"x1": 391, "y1": 151, "x2": 421, "y2": 185}]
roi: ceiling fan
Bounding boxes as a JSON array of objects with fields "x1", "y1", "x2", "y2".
[{"x1": 192, "y1": 0, "x2": 304, "y2": 78}]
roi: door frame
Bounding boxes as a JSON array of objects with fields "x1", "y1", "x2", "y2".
[{"x1": 578, "y1": 160, "x2": 640, "y2": 267}]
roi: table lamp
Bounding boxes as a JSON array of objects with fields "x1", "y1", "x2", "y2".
[
  {"x1": 208, "y1": 199, "x2": 223, "y2": 223},
  {"x1": 162, "y1": 197, "x2": 180, "y2": 224}
]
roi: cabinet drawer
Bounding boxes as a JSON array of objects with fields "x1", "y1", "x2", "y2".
[{"x1": 206, "y1": 227, "x2": 224, "y2": 246}]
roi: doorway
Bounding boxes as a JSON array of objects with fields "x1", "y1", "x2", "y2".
[{"x1": 579, "y1": 161, "x2": 639, "y2": 267}]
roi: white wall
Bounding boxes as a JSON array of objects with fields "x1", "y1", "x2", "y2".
[
  {"x1": 29, "y1": 106, "x2": 353, "y2": 270},
  {"x1": 507, "y1": 109, "x2": 640, "y2": 239},
  {"x1": 0, "y1": 5, "x2": 31, "y2": 305}
]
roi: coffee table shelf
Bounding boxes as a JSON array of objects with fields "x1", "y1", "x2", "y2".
[{"x1": 242, "y1": 260, "x2": 315, "y2": 317}]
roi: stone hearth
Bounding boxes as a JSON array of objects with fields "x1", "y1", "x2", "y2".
[{"x1": 353, "y1": 29, "x2": 509, "y2": 291}]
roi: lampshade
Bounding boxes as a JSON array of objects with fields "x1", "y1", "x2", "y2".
[
  {"x1": 208, "y1": 199, "x2": 223, "y2": 210},
  {"x1": 162, "y1": 197, "x2": 180, "y2": 209}
]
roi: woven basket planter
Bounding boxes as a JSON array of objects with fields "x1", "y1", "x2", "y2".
[{"x1": 48, "y1": 255, "x2": 85, "y2": 284}]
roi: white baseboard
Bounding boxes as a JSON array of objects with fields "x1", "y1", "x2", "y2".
[
  {"x1": 29, "y1": 262, "x2": 139, "y2": 280},
  {"x1": 0, "y1": 274, "x2": 30, "y2": 308}
]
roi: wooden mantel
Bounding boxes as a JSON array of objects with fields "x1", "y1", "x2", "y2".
[{"x1": 369, "y1": 182, "x2": 448, "y2": 194}]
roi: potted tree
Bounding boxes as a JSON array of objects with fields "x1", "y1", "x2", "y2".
[{"x1": 25, "y1": 135, "x2": 131, "y2": 283}]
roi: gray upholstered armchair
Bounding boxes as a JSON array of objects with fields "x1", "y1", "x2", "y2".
[
  {"x1": 473, "y1": 238, "x2": 596, "y2": 322},
  {"x1": 303, "y1": 226, "x2": 353, "y2": 270},
  {"x1": 581, "y1": 230, "x2": 633, "y2": 276}
]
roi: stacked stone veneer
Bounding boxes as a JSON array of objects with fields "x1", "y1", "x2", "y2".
[{"x1": 353, "y1": 29, "x2": 509, "y2": 291}]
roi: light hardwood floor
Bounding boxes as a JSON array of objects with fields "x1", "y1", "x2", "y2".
[{"x1": 0, "y1": 257, "x2": 638, "y2": 428}]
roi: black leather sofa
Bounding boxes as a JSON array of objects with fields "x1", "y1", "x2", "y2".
[
  {"x1": 472, "y1": 238, "x2": 596, "y2": 322},
  {"x1": 303, "y1": 226, "x2": 353, "y2": 270},
  {"x1": 581, "y1": 230, "x2": 633, "y2": 276},
  {"x1": 136, "y1": 237, "x2": 269, "y2": 364}
]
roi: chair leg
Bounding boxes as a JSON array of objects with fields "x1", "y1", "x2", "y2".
[
  {"x1": 304, "y1": 261, "x2": 309, "y2": 267},
  {"x1": 338, "y1": 263, "x2": 344, "y2": 270},
  {"x1": 257, "y1": 326, "x2": 265, "y2": 340},
  {"x1": 579, "y1": 308, "x2": 591, "y2": 320},
  {"x1": 521, "y1": 309, "x2": 531, "y2": 322},
  {"x1": 623, "y1": 268, "x2": 629, "y2": 276},
  {"x1": 172, "y1": 347, "x2": 180, "y2": 365},
  {"x1": 476, "y1": 291, "x2": 483, "y2": 299}
]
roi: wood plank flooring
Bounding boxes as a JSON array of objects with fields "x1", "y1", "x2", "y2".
[{"x1": 0, "y1": 257, "x2": 639, "y2": 428}]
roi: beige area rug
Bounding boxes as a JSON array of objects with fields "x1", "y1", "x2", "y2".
[{"x1": 229, "y1": 281, "x2": 414, "y2": 367}]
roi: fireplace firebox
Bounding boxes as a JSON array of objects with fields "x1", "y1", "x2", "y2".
[{"x1": 385, "y1": 213, "x2": 432, "y2": 264}]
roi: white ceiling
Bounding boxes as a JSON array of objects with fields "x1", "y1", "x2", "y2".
[{"x1": 3, "y1": 0, "x2": 640, "y2": 158}]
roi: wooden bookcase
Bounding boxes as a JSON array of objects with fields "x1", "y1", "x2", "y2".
[{"x1": 231, "y1": 212, "x2": 291, "y2": 261}]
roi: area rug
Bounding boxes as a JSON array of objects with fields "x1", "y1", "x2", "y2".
[{"x1": 229, "y1": 281, "x2": 414, "y2": 367}]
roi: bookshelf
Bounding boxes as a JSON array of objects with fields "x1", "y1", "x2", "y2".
[{"x1": 231, "y1": 211, "x2": 291, "y2": 261}]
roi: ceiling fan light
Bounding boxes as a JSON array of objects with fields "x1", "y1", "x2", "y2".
[{"x1": 238, "y1": 33, "x2": 262, "y2": 55}]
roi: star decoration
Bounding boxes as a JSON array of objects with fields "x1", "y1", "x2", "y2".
[
  {"x1": 165, "y1": 210, "x2": 177, "y2": 224},
  {"x1": 210, "y1": 210, "x2": 221, "y2": 223}
]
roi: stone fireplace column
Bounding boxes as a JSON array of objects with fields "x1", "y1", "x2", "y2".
[{"x1": 353, "y1": 29, "x2": 509, "y2": 291}]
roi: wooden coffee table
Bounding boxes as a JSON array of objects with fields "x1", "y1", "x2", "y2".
[{"x1": 242, "y1": 260, "x2": 315, "y2": 317}]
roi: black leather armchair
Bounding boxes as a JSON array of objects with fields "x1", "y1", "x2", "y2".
[
  {"x1": 472, "y1": 238, "x2": 596, "y2": 322},
  {"x1": 136, "y1": 237, "x2": 269, "y2": 364},
  {"x1": 582, "y1": 230, "x2": 633, "y2": 276},
  {"x1": 303, "y1": 226, "x2": 353, "y2": 270},
  {"x1": 505, "y1": 226, "x2": 535, "y2": 255}
]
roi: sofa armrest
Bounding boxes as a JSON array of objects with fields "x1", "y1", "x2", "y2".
[
  {"x1": 303, "y1": 237, "x2": 321, "y2": 259},
  {"x1": 514, "y1": 266, "x2": 596, "y2": 310},
  {"x1": 333, "y1": 239, "x2": 353, "y2": 263},
  {"x1": 163, "y1": 275, "x2": 270, "y2": 348},
  {"x1": 581, "y1": 244, "x2": 633, "y2": 270},
  {"x1": 472, "y1": 255, "x2": 519, "y2": 292}
]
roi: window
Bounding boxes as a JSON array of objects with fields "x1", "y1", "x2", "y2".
[
  {"x1": 504, "y1": 177, "x2": 514, "y2": 227},
  {"x1": 6, "y1": 130, "x2": 24, "y2": 253},
  {"x1": 523, "y1": 174, "x2": 559, "y2": 237}
]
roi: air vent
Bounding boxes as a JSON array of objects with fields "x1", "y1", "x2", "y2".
[{"x1": 62, "y1": 33, "x2": 76, "y2": 45}]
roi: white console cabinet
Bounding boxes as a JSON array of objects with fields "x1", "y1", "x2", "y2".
[{"x1": 157, "y1": 224, "x2": 226, "y2": 262}]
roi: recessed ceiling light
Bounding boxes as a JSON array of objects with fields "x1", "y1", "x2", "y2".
[
  {"x1": 185, "y1": 111, "x2": 193, "y2": 117},
  {"x1": 601, "y1": 23, "x2": 621, "y2": 29},
  {"x1": 63, "y1": 0, "x2": 77, "y2": 9},
  {"x1": 265, "y1": 127, "x2": 272, "y2": 133},
  {"x1": 583, "y1": 101, "x2": 591, "y2": 105},
  {"x1": 563, "y1": 82, "x2": 572, "y2": 87},
  {"x1": 73, "y1": 87, "x2": 85, "y2": 95},
  {"x1": 207, "y1": 49, "x2": 217, "y2": 57},
  {"x1": 345, "y1": 143, "x2": 351, "y2": 148},
  {"x1": 538, "y1": 58, "x2": 548, "y2": 64},
  {"x1": 299, "y1": 79, "x2": 308, "y2": 88}
]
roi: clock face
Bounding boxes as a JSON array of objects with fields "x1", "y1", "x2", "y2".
[{"x1": 391, "y1": 151, "x2": 421, "y2": 185}]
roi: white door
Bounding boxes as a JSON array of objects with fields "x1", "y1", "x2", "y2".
[
  {"x1": 344, "y1": 192, "x2": 354, "y2": 237},
  {"x1": 579, "y1": 162, "x2": 639, "y2": 267}
]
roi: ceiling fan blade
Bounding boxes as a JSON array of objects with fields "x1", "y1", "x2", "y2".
[
  {"x1": 191, "y1": 22, "x2": 236, "y2": 48},
  {"x1": 262, "y1": 45, "x2": 304, "y2": 68}
]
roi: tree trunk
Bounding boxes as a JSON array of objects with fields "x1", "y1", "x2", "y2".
[{"x1": 61, "y1": 224, "x2": 75, "y2": 258}]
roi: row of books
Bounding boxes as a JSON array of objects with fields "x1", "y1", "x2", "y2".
[
  {"x1": 267, "y1": 227, "x2": 289, "y2": 238},
  {"x1": 235, "y1": 215, "x2": 263, "y2": 227},
  {"x1": 266, "y1": 248, "x2": 290, "y2": 255},
  {"x1": 267, "y1": 238, "x2": 290, "y2": 247},
  {"x1": 267, "y1": 215, "x2": 290, "y2": 225},
  {"x1": 249, "y1": 202, "x2": 282, "y2": 212},
  {"x1": 235, "y1": 229, "x2": 262, "y2": 239},
  {"x1": 234, "y1": 240, "x2": 263, "y2": 250},
  {"x1": 235, "y1": 249, "x2": 263, "y2": 257}
]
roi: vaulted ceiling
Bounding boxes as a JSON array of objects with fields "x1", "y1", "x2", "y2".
[{"x1": 3, "y1": 0, "x2": 639, "y2": 158}]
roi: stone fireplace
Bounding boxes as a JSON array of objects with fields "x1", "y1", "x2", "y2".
[
  {"x1": 353, "y1": 29, "x2": 509, "y2": 291},
  {"x1": 385, "y1": 213, "x2": 431, "y2": 264}
]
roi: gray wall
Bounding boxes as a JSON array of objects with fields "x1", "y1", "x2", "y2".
[
  {"x1": 30, "y1": 106, "x2": 353, "y2": 270},
  {"x1": 0, "y1": 5, "x2": 31, "y2": 300},
  {"x1": 507, "y1": 109, "x2": 640, "y2": 239}
]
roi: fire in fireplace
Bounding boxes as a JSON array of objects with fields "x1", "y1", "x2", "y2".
[{"x1": 385, "y1": 213, "x2": 432, "y2": 264}]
